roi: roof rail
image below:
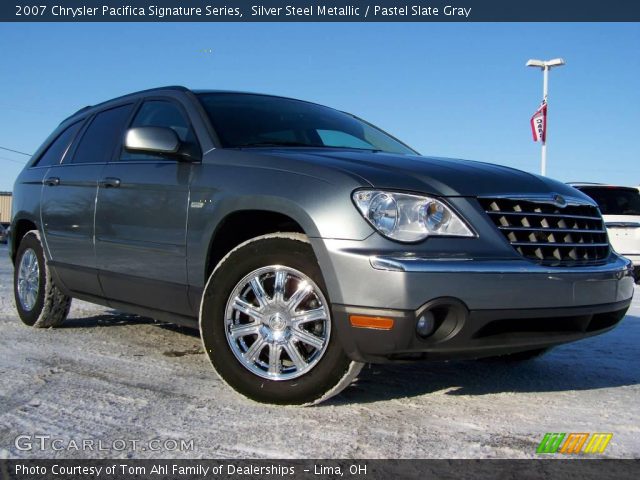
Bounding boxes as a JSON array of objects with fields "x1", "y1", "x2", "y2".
[{"x1": 59, "y1": 85, "x2": 190, "y2": 124}]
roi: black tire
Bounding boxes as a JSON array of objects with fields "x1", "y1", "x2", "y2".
[
  {"x1": 14, "y1": 230, "x2": 71, "y2": 328},
  {"x1": 483, "y1": 347, "x2": 551, "y2": 362},
  {"x1": 200, "y1": 233, "x2": 362, "y2": 405}
]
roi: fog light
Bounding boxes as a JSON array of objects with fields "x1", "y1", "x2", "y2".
[{"x1": 416, "y1": 311, "x2": 436, "y2": 337}]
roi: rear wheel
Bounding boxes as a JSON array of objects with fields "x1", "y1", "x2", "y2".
[
  {"x1": 14, "y1": 230, "x2": 71, "y2": 328},
  {"x1": 200, "y1": 233, "x2": 362, "y2": 405}
]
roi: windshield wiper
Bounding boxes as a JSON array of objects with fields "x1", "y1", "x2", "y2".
[
  {"x1": 235, "y1": 141, "x2": 382, "y2": 152},
  {"x1": 236, "y1": 140, "x2": 324, "y2": 148}
]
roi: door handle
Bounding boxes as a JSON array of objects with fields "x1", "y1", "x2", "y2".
[
  {"x1": 44, "y1": 176, "x2": 60, "y2": 186},
  {"x1": 99, "y1": 177, "x2": 121, "y2": 188}
]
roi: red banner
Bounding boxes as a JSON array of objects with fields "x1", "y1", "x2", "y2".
[{"x1": 530, "y1": 101, "x2": 547, "y2": 142}]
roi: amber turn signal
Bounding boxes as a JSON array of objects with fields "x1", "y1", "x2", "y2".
[{"x1": 349, "y1": 315, "x2": 394, "y2": 330}]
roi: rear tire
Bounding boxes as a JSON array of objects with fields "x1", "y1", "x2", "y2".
[
  {"x1": 200, "y1": 233, "x2": 363, "y2": 405},
  {"x1": 14, "y1": 230, "x2": 71, "y2": 328}
]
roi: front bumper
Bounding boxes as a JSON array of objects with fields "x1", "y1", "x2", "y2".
[
  {"x1": 332, "y1": 299, "x2": 631, "y2": 363},
  {"x1": 312, "y1": 239, "x2": 635, "y2": 363}
]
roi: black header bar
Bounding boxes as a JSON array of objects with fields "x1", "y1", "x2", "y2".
[
  {"x1": 3, "y1": 0, "x2": 640, "y2": 22},
  {"x1": 2, "y1": 459, "x2": 640, "y2": 480}
]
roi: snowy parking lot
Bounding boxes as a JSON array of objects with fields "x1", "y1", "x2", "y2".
[{"x1": 0, "y1": 242, "x2": 638, "y2": 459}]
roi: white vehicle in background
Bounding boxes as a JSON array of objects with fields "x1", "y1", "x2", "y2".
[{"x1": 570, "y1": 183, "x2": 640, "y2": 283}]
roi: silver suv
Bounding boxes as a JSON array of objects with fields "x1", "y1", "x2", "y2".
[{"x1": 10, "y1": 87, "x2": 635, "y2": 404}]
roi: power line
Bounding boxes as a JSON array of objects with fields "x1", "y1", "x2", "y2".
[{"x1": 0, "y1": 146, "x2": 32, "y2": 156}]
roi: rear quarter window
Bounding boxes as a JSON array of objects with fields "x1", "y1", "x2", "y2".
[{"x1": 33, "y1": 121, "x2": 83, "y2": 167}]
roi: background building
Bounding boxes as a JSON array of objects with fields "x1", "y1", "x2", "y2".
[{"x1": 0, "y1": 192, "x2": 12, "y2": 223}]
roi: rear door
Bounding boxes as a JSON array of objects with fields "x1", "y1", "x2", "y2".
[
  {"x1": 94, "y1": 99, "x2": 198, "y2": 315},
  {"x1": 40, "y1": 104, "x2": 135, "y2": 296}
]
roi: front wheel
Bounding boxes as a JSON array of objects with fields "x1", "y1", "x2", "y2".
[{"x1": 200, "y1": 233, "x2": 362, "y2": 405}]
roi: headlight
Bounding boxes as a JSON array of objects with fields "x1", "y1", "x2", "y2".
[{"x1": 352, "y1": 190, "x2": 474, "y2": 242}]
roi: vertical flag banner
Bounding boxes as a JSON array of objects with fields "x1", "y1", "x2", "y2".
[{"x1": 530, "y1": 100, "x2": 547, "y2": 142}]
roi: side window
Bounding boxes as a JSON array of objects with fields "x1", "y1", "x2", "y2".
[
  {"x1": 121, "y1": 100, "x2": 198, "y2": 161},
  {"x1": 33, "y1": 121, "x2": 83, "y2": 167},
  {"x1": 70, "y1": 104, "x2": 134, "y2": 164}
]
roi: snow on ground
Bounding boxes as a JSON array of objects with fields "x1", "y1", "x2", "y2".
[{"x1": 0, "y1": 243, "x2": 638, "y2": 459}]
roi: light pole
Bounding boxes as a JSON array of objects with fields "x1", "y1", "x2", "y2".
[{"x1": 526, "y1": 58, "x2": 565, "y2": 176}]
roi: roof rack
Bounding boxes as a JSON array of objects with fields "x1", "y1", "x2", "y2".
[{"x1": 60, "y1": 85, "x2": 190, "y2": 124}]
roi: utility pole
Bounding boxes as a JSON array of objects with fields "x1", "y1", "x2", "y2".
[{"x1": 526, "y1": 58, "x2": 565, "y2": 176}]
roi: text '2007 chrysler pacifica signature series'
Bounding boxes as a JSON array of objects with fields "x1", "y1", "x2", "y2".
[{"x1": 10, "y1": 87, "x2": 635, "y2": 404}]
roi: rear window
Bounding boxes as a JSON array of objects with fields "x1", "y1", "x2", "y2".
[{"x1": 578, "y1": 187, "x2": 640, "y2": 215}]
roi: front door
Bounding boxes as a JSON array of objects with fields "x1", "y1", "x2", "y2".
[{"x1": 94, "y1": 99, "x2": 199, "y2": 315}]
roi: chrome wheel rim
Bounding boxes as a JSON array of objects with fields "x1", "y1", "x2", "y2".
[
  {"x1": 224, "y1": 265, "x2": 331, "y2": 381},
  {"x1": 17, "y1": 248, "x2": 40, "y2": 311}
]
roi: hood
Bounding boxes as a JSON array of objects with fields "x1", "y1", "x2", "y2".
[{"x1": 263, "y1": 149, "x2": 586, "y2": 199}]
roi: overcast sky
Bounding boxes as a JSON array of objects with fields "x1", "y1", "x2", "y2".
[{"x1": 0, "y1": 22, "x2": 638, "y2": 191}]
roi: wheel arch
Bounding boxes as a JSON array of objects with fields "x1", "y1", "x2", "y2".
[
  {"x1": 204, "y1": 207, "x2": 315, "y2": 282},
  {"x1": 10, "y1": 216, "x2": 39, "y2": 264}
]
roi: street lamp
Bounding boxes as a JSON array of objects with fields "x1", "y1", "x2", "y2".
[{"x1": 527, "y1": 58, "x2": 565, "y2": 176}]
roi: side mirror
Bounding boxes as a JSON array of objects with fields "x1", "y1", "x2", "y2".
[{"x1": 125, "y1": 126, "x2": 181, "y2": 155}]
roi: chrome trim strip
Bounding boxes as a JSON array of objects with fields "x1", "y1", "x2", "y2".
[
  {"x1": 370, "y1": 254, "x2": 633, "y2": 275},
  {"x1": 486, "y1": 211, "x2": 602, "y2": 221},
  {"x1": 498, "y1": 226, "x2": 606, "y2": 234},
  {"x1": 510, "y1": 242, "x2": 609, "y2": 248},
  {"x1": 478, "y1": 193, "x2": 597, "y2": 208}
]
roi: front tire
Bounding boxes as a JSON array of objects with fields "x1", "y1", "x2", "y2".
[
  {"x1": 200, "y1": 233, "x2": 362, "y2": 405},
  {"x1": 14, "y1": 230, "x2": 71, "y2": 328}
]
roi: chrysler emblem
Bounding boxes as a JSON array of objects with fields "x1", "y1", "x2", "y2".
[{"x1": 552, "y1": 193, "x2": 567, "y2": 208}]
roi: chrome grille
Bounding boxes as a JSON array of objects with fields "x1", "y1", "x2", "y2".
[{"x1": 479, "y1": 197, "x2": 610, "y2": 265}]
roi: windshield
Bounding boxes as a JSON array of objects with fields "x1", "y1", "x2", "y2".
[
  {"x1": 196, "y1": 93, "x2": 416, "y2": 155},
  {"x1": 579, "y1": 187, "x2": 640, "y2": 216}
]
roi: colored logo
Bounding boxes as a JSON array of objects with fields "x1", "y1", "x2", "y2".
[{"x1": 537, "y1": 433, "x2": 612, "y2": 454}]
